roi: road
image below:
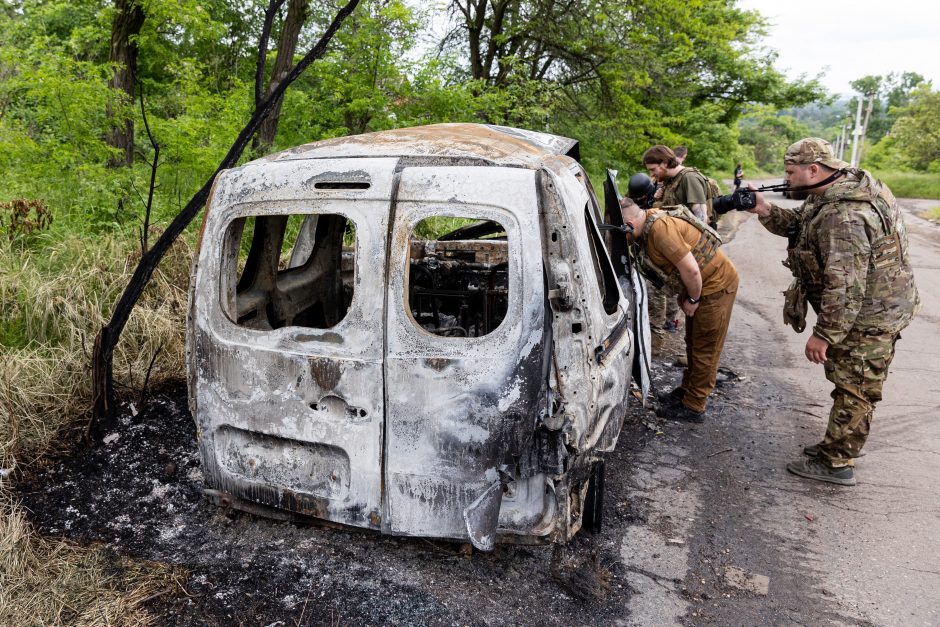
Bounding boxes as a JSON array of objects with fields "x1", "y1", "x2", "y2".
[
  {"x1": 18, "y1": 189, "x2": 940, "y2": 626},
  {"x1": 620, "y1": 190, "x2": 940, "y2": 626}
]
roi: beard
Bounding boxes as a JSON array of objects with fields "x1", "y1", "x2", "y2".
[{"x1": 788, "y1": 189, "x2": 809, "y2": 201}]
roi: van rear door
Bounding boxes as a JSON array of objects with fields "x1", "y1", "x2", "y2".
[
  {"x1": 382, "y1": 166, "x2": 546, "y2": 542},
  {"x1": 603, "y1": 169, "x2": 651, "y2": 399}
]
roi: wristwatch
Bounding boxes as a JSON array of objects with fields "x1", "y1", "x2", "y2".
[{"x1": 686, "y1": 295, "x2": 701, "y2": 304}]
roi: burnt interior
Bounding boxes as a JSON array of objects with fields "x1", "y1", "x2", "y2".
[
  {"x1": 222, "y1": 213, "x2": 355, "y2": 330},
  {"x1": 408, "y1": 219, "x2": 509, "y2": 337}
]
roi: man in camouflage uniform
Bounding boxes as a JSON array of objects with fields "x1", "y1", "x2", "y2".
[
  {"x1": 644, "y1": 145, "x2": 711, "y2": 334},
  {"x1": 750, "y1": 138, "x2": 919, "y2": 486}
]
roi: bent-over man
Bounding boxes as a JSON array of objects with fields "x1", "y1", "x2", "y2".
[
  {"x1": 750, "y1": 137, "x2": 919, "y2": 486},
  {"x1": 620, "y1": 198, "x2": 739, "y2": 423}
]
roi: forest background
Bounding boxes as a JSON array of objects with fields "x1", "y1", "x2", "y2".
[{"x1": 0, "y1": 0, "x2": 938, "y2": 622}]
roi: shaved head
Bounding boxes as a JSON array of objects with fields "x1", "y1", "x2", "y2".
[{"x1": 620, "y1": 197, "x2": 644, "y2": 221}]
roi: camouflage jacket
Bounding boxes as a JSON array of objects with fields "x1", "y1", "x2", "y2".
[{"x1": 759, "y1": 169, "x2": 920, "y2": 345}]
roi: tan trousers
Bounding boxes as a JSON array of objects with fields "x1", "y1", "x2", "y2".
[{"x1": 681, "y1": 280, "x2": 738, "y2": 412}]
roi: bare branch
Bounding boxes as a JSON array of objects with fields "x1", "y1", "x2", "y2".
[
  {"x1": 91, "y1": 0, "x2": 362, "y2": 427},
  {"x1": 137, "y1": 80, "x2": 159, "y2": 254},
  {"x1": 254, "y1": 0, "x2": 287, "y2": 109}
]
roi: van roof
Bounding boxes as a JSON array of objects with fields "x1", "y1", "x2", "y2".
[{"x1": 251, "y1": 123, "x2": 580, "y2": 168}]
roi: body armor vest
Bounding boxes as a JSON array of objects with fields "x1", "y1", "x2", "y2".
[
  {"x1": 636, "y1": 205, "x2": 722, "y2": 292},
  {"x1": 785, "y1": 169, "x2": 919, "y2": 334}
]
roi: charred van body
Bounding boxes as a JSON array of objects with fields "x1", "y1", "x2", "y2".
[{"x1": 187, "y1": 124, "x2": 650, "y2": 550}]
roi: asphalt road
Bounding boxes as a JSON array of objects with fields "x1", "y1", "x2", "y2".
[
  {"x1": 620, "y1": 189, "x2": 940, "y2": 626},
  {"x1": 18, "y1": 185, "x2": 939, "y2": 626}
]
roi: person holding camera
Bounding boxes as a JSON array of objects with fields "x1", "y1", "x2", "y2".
[
  {"x1": 619, "y1": 197, "x2": 739, "y2": 423},
  {"x1": 748, "y1": 137, "x2": 919, "y2": 486}
]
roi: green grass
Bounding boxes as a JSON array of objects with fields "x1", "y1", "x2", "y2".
[
  {"x1": 0, "y1": 235, "x2": 191, "y2": 466},
  {"x1": 871, "y1": 171, "x2": 940, "y2": 200}
]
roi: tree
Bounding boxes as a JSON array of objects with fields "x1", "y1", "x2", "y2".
[
  {"x1": 274, "y1": 0, "x2": 426, "y2": 141},
  {"x1": 254, "y1": 0, "x2": 309, "y2": 151},
  {"x1": 737, "y1": 107, "x2": 810, "y2": 171},
  {"x1": 105, "y1": 0, "x2": 145, "y2": 167},
  {"x1": 849, "y1": 72, "x2": 928, "y2": 141},
  {"x1": 92, "y1": 0, "x2": 362, "y2": 423},
  {"x1": 890, "y1": 85, "x2": 940, "y2": 171}
]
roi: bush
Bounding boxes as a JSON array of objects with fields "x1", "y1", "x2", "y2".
[{"x1": 870, "y1": 171, "x2": 940, "y2": 200}]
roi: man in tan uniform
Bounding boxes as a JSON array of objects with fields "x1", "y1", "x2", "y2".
[{"x1": 620, "y1": 198, "x2": 739, "y2": 422}]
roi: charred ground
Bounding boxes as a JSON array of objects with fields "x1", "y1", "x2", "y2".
[
  {"x1": 17, "y1": 328, "x2": 846, "y2": 626},
  {"x1": 18, "y1": 379, "x2": 662, "y2": 626}
]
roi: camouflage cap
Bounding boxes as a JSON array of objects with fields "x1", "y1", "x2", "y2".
[{"x1": 784, "y1": 137, "x2": 850, "y2": 170}]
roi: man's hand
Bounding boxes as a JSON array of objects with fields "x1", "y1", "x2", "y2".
[
  {"x1": 746, "y1": 184, "x2": 772, "y2": 217},
  {"x1": 805, "y1": 334, "x2": 829, "y2": 364},
  {"x1": 681, "y1": 299, "x2": 699, "y2": 317}
]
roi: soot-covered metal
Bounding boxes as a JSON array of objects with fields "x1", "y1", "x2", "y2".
[{"x1": 187, "y1": 123, "x2": 650, "y2": 550}]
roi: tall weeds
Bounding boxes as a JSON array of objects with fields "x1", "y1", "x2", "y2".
[{"x1": 0, "y1": 235, "x2": 192, "y2": 468}]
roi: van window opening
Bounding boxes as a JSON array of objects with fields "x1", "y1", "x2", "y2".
[
  {"x1": 583, "y1": 205, "x2": 620, "y2": 315},
  {"x1": 408, "y1": 216, "x2": 510, "y2": 338},
  {"x1": 220, "y1": 213, "x2": 356, "y2": 330}
]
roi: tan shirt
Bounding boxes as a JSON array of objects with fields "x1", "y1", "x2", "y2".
[{"x1": 644, "y1": 214, "x2": 738, "y2": 295}]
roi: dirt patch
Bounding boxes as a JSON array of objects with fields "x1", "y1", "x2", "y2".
[{"x1": 17, "y1": 382, "x2": 668, "y2": 626}]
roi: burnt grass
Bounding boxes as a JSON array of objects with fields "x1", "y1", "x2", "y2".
[{"x1": 17, "y1": 379, "x2": 671, "y2": 627}]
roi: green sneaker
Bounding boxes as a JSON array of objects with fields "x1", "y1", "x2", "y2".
[
  {"x1": 803, "y1": 444, "x2": 865, "y2": 458},
  {"x1": 786, "y1": 458, "x2": 856, "y2": 486}
]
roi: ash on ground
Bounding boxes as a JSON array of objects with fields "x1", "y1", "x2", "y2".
[
  {"x1": 19, "y1": 376, "x2": 683, "y2": 627},
  {"x1": 18, "y1": 321, "x2": 730, "y2": 627}
]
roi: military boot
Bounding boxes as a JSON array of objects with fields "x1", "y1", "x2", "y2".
[
  {"x1": 656, "y1": 386, "x2": 684, "y2": 405},
  {"x1": 786, "y1": 458, "x2": 856, "y2": 486},
  {"x1": 803, "y1": 444, "x2": 865, "y2": 459},
  {"x1": 664, "y1": 403, "x2": 705, "y2": 424}
]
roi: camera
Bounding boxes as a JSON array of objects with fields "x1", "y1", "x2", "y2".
[{"x1": 712, "y1": 187, "x2": 757, "y2": 214}]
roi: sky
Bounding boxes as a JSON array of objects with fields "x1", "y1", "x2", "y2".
[{"x1": 736, "y1": 0, "x2": 940, "y2": 98}]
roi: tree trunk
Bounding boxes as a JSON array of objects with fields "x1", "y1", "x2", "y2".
[
  {"x1": 255, "y1": 0, "x2": 310, "y2": 152},
  {"x1": 105, "y1": 0, "x2": 145, "y2": 168},
  {"x1": 91, "y1": 0, "x2": 361, "y2": 428}
]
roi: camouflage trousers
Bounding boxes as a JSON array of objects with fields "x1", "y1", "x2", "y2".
[
  {"x1": 646, "y1": 279, "x2": 680, "y2": 330},
  {"x1": 818, "y1": 329, "x2": 900, "y2": 467}
]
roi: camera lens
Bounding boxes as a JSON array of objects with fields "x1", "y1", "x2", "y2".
[{"x1": 712, "y1": 194, "x2": 735, "y2": 215}]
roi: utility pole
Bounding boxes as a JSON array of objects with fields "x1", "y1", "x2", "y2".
[
  {"x1": 849, "y1": 98, "x2": 864, "y2": 167},
  {"x1": 857, "y1": 91, "x2": 876, "y2": 166}
]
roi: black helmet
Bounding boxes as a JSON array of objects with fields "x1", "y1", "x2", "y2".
[{"x1": 628, "y1": 173, "x2": 656, "y2": 207}]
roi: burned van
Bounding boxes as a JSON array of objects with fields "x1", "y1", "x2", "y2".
[{"x1": 187, "y1": 123, "x2": 651, "y2": 550}]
